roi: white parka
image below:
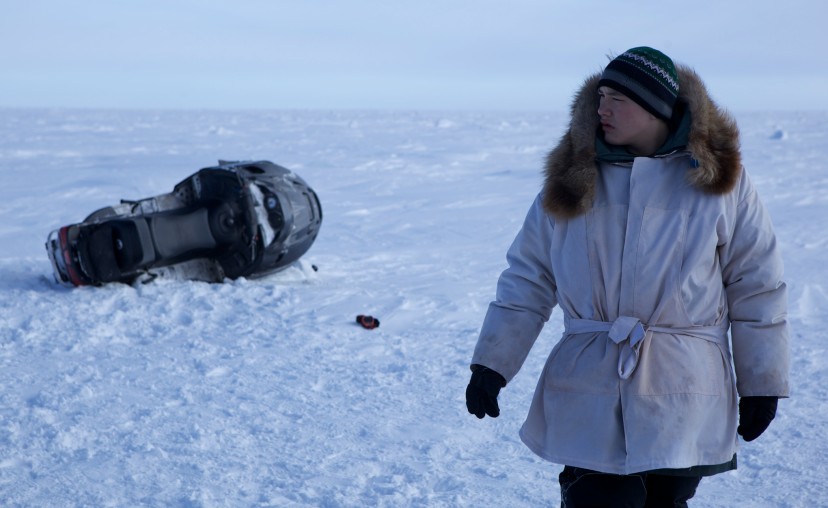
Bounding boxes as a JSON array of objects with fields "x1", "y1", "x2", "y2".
[{"x1": 471, "y1": 66, "x2": 790, "y2": 475}]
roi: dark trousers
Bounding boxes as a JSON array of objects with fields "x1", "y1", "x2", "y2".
[{"x1": 559, "y1": 466, "x2": 702, "y2": 508}]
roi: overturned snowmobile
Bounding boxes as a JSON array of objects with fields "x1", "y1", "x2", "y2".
[{"x1": 46, "y1": 160, "x2": 322, "y2": 286}]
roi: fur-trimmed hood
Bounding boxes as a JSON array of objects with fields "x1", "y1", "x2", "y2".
[{"x1": 542, "y1": 65, "x2": 742, "y2": 219}]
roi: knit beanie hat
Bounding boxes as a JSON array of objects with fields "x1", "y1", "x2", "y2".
[{"x1": 598, "y1": 47, "x2": 680, "y2": 121}]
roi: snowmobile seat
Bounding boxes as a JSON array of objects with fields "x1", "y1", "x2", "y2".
[
  {"x1": 147, "y1": 207, "x2": 219, "y2": 261},
  {"x1": 78, "y1": 202, "x2": 245, "y2": 283}
]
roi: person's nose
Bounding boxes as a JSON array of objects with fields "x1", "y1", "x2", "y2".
[{"x1": 597, "y1": 98, "x2": 610, "y2": 119}]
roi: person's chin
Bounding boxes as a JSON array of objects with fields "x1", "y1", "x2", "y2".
[{"x1": 604, "y1": 132, "x2": 622, "y2": 146}]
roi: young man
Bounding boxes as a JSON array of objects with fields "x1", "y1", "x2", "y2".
[{"x1": 465, "y1": 47, "x2": 789, "y2": 507}]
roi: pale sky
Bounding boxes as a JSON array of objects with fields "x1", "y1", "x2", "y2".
[{"x1": 3, "y1": 0, "x2": 826, "y2": 111}]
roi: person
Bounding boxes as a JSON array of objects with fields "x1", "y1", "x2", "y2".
[{"x1": 465, "y1": 47, "x2": 790, "y2": 507}]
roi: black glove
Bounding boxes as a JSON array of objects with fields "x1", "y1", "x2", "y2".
[
  {"x1": 466, "y1": 364, "x2": 506, "y2": 419},
  {"x1": 737, "y1": 396, "x2": 779, "y2": 442}
]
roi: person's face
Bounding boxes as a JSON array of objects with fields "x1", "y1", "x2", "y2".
[{"x1": 597, "y1": 86, "x2": 665, "y2": 155}]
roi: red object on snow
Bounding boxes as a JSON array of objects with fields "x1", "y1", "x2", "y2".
[{"x1": 356, "y1": 315, "x2": 380, "y2": 329}]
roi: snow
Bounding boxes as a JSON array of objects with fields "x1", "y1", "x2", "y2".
[{"x1": 0, "y1": 107, "x2": 826, "y2": 506}]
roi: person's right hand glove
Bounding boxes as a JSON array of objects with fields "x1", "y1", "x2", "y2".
[{"x1": 465, "y1": 364, "x2": 506, "y2": 419}]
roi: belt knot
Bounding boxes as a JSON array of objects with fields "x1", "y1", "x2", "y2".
[{"x1": 564, "y1": 315, "x2": 648, "y2": 379}]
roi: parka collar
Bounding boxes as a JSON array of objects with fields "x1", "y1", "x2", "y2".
[{"x1": 542, "y1": 65, "x2": 742, "y2": 219}]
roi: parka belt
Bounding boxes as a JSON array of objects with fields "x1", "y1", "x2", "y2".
[{"x1": 563, "y1": 316, "x2": 730, "y2": 380}]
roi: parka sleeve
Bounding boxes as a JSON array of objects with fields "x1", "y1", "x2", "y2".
[
  {"x1": 719, "y1": 170, "x2": 790, "y2": 397},
  {"x1": 471, "y1": 194, "x2": 558, "y2": 382}
]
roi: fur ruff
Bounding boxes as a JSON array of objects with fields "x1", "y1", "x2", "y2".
[{"x1": 542, "y1": 65, "x2": 742, "y2": 219}]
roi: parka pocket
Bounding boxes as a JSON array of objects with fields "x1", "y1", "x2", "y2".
[{"x1": 631, "y1": 334, "x2": 725, "y2": 396}]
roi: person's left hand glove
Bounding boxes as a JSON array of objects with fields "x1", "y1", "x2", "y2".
[{"x1": 737, "y1": 396, "x2": 779, "y2": 442}]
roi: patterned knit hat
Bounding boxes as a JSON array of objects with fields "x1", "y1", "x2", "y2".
[{"x1": 598, "y1": 47, "x2": 680, "y2": 121}]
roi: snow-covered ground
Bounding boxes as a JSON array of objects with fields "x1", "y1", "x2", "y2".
[{"x1": 0, "y1": 108, "x2": 825, "y2": 506}]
